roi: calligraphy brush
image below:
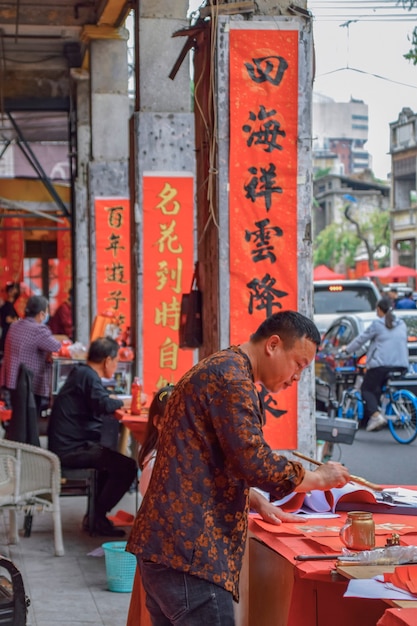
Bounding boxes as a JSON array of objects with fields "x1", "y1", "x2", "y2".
[{"x1": 292, "y1": 450, "x2": 383, "y2": 492}]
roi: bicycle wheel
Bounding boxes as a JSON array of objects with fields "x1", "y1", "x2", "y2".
[
  {"x1": 339, "y1": 389, "x2": 364, "y2": 423},
  {"x1": 386, "y1": 390, "x2": 417, "y2": 444}
]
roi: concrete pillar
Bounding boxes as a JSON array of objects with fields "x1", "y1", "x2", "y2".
[
  {"x1": 216, "y1": 10, "x2": 315, "y2": 456},
  {"x1": 89, "y1": 32, "x2": 130, "y2": 160},
  {"x1": 77, "y1": 28, "x2": 130, "y2": 340},
  {"x1": 71, "y1": 68, "x2": 91, "y2": 346},
  {"x1": 133, "y1": 0, "x2": 194, "y2": 377}
]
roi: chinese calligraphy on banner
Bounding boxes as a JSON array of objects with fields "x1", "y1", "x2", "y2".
[
  {"x1": 95, "y1": 198, "x2": 131, "y2": 333},
  {"x1": 142, "y1": 174, "x2": 194, "y2": 394},
  {"x1": 229, "y1": 28, "x2": 299, "y2": 449},
  {"x1": 55, "y1": 219, "x2": 72, "y2": 311}
]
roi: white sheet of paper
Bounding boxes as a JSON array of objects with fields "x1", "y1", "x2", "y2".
[
  {"x1": 344, "y1": 577, "x2": 417, "y2": 600},
  {"x1": 295, "y1": 510, "x2": 340, "y2": 519},
  {"x1": 382, "y1": 488, "x2": 417, "y2": 506}
]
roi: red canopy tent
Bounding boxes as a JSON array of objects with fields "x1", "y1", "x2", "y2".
[
  {"x1": 364, "y1": 265, "x2": 417, "y2": 280},
  {"x1": 313, "y1": 265, "x2": 345, "y2": 280}
]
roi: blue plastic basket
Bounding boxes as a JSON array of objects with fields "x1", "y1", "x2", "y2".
[{"x1": 102, "y1": 541, "x2": 136, "y2": 593}]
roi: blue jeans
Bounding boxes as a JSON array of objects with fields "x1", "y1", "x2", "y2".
[{"x1": 138, "y1": 558, "x2": 235, "y2": 626}]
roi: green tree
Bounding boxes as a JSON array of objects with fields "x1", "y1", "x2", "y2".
[
  {"x1": 401, "y1": 0, "x2": 417, "y2": 64},
  {"x1": 313, "y1": 222, "x2": 359, "y2": 269},
  {"x1": 313, "y1": 204, "x2": 390, "y2": 271}
]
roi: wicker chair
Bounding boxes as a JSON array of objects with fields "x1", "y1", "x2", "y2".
[{"x1": 0, "y1": 439, "x2": 64, "y2": 556}]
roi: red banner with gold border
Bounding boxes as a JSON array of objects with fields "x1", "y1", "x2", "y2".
[
  {"x1": 95, "y1": 198, "x2": 131, "y2": 333},
  {"x1": 142, "y1": 174, "x2": 194, "y2": 394},
  {"x1": 229, "y1": 28, "x2": 299, "y2": 449}
]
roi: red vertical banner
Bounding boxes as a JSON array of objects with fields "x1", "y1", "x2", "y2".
[
  {"x1": 3, "y1": 218, "x2": 24, "y2": 315},
  {"x1": 229, "y1": 28, "x2": 299, "y2": 449},
  {"x1": 56, "y1": 219, "x2": 72, "y2": 304},
  {"x1": 142, "y1": 174, "x2": 194, "y2": 394},
  {"x1": 95, "y1": 198, "x2": 131, "y2": 333},
  {"x1": 4, "y1": 218, "x2": 24, "y2": 286}
]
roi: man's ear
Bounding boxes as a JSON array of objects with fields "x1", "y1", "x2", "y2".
[{"x1": 265, "y1": 334, "x2": 281, "y2": 355}]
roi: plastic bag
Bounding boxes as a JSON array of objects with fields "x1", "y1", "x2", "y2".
[{"x1": 340, "y1": 545, "x2": 417, "y2": 565}]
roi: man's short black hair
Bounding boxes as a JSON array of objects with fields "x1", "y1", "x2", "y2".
[
  {"x1": 251, "y1": 310, "x2": 321, "y2": 348},
  {"x1": 88, "y1": 336, "x2": 119, "y2": 362}
]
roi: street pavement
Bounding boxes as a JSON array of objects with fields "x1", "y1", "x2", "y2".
[
  {"x1": 318, "y1": 424, "x2": 417, "y2": 485},
  {"x1": 0, "y1": 491, "x2": 137, "y2": 626}
]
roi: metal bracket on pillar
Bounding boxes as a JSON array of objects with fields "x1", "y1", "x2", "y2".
[{"x1": 169, "y1": 37, "x2": 197, "y2": 81}]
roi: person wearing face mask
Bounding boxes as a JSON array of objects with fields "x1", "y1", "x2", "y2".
[{"x1": 0, "y1": 295, "x2": 61, "y2": 439}]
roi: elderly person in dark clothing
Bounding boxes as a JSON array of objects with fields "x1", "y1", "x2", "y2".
[{"x1": 48, "y1": 336, "x2": 137, "y2": 537}]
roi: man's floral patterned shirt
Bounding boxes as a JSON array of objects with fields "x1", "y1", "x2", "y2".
[{"x1": 126, "y1": 346, "x2": 305, "y2": 600}]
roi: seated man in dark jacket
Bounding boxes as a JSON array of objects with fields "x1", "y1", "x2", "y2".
[{"x1": 48, "y1": 336, "x2": 137, "y2": 537}]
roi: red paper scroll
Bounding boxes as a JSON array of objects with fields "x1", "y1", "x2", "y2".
[
  {"x1": 142, "y1": 174, "x2": 194, "y2": 394},
  {"x1": 53, "y1": 219, "x2": 72, "y2": 313},
  {"x1": 95, "y1": 198, "x2": 131, "y2": 333},
  {"x1": 229, "y1": 28, "x2": 299, "y2": 448},
  {"x1": 4, "y1": 218, "x2": 24, "y2": 286}
]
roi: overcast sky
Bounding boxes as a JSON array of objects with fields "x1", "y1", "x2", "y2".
[
  {"x1": 312, "y1": 12, "x2": 417, "y2": 180},
  {"x1": 186, "y1": 2, "x2": 417, "y2": 179}
]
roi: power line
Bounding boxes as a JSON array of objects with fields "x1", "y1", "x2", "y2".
[
  {"x1": 317, "y1": 66, "x2": 417, "y2": 89},
  {"x1": 309, "y1": 0, "x2": 417, "y2": 20}
]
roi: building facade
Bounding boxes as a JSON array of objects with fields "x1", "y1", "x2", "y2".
[
  {"x1": 313, "y1": 172, "x2": 390, "y2": 240},
  {"x1": 313, "y1": 93, "x2": 371, "y2": 176},
  {"x1": 390, "y1": 107, "x2": 417, "y2": 268}
]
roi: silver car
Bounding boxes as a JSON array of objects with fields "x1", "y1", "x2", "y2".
[{"x1": 313, "y1": 279, "x2": 381, "y2": 336}]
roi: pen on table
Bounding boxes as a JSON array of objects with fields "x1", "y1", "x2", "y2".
[
  {"x1": 294, "y1": 554, "x2": 343, "y2": 561},
  {"x1": 292, "y1": 450, "x2": 383, "y2": 492}
]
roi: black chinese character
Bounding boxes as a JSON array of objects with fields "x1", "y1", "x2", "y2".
[
  {"x1": 258, "y1": 384, "x2": 287, "y2": 420},
  {"x1": 247, "y1": 273, "x2": 288, "y2": 317},
  {"x1": 104, "y1": 206, "x2": 124, "y2": 228},
  {"x1": 245, "y1": 56, "x2": 288, "y2": 86},
  {"x1": 244, "y1": 164, "x2": 282, "y2": 212},
  {"x1": 245, "y1": 218, "x2": 283, "y2": 263},
  {"x1": 242, "y1": 105, "x2": 286, "y2": 153},
  {"x1": 106, "y1": 289, "x2": 127, "y2": 310},
  {"x1": 105, "y1": 233, "x2": 125, "y2": 258},
  {"x1": 105, "y1": 262, "x2": 128, "y2": 284}
]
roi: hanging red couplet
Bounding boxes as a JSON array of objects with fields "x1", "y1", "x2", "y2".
[
  {"x1": 142, "y1": 174, "x2": 194, "y2": 395},
  {"x1": 95, "y1": 198, "x2": 131, "y2": 333},
  {"x1": 229, "y1": 27, "x2": 299, "y2": 449}
]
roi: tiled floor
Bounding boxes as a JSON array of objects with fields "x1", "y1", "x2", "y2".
[{"x1": 0, "y1": 491, "x2": 138, "y2": 625}]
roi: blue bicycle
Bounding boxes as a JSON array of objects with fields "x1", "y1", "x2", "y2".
[{"x1": 336, "y1": 361, "x2": 417, "y2": 444}]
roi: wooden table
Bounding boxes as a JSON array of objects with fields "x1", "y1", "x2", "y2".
[{"x1": 243, "y1": 512, "x2": 417, "y2": 626}]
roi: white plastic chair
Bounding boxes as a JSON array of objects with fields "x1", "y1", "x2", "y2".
[{"x1": 0, "y1": 439, "x2": 64, "y2": 556}]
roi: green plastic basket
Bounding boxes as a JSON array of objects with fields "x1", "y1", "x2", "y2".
[{"x1": 102, "y1": 541, "x2": 136, "y2": 593}]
